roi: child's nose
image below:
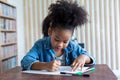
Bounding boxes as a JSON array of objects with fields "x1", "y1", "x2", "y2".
[{"x1": 57, "y1": 42, "x2": 63, "y2": 47}]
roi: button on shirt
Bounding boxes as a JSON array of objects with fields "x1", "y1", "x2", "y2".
[{"x1": 21, "y1": 37, "x2": 95, "y2": 70}]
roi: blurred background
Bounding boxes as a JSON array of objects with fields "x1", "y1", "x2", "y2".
[{"x1": 1, "y1": 0, "x2": 119, "y2": 78}]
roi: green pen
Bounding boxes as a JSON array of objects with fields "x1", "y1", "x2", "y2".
[
  {"x1": 76, "y1": 67, "x2": 95, "y2": 75},
  {"x1": 60, "y1": 67, "x2": 95, "y2": 76}
]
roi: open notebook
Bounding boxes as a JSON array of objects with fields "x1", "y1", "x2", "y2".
[{"x1": 22, "y1": 66, "x2": 89, "y2": 75}]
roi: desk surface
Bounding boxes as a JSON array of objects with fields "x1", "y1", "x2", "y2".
[{"x1": 0, "y1": 64, "x2": 117, "y2": 80}]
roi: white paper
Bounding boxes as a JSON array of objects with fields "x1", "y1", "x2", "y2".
[{"x1": 22, "y1": 66, "x2": 89, "y2": 75}]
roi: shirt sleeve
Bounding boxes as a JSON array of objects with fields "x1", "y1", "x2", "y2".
[{"x1": 21, "y1": 42, "x2": 40, "y2": 70}]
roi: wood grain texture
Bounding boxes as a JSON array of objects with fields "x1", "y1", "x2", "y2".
[{"x1": 0, "y1": 64, "x2": 117, "y2": 80}]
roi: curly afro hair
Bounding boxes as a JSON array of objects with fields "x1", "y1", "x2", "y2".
[{"x1": 42, "y1": 0, "x2": 88, "y2": 37}]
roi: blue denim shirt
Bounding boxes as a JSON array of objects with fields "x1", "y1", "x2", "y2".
[{"x1": 21, "y1": 37, "x2": 95, "y2": 70}]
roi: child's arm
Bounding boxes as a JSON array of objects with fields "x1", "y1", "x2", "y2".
[
  {"x1": 71, "y1": 54, "x2": 91, "y2": 71},
  {"x1": 31, "y1": 60, "x2": 61, "y2": 72}
]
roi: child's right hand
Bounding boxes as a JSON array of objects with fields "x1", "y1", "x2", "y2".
[{"x1": 46, "y1": 60, "x2": 61, "y2": 72}]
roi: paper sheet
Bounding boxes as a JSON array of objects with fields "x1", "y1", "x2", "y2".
[{"x1": 22, "y1": 66, "x2": 89, "y2": 75}]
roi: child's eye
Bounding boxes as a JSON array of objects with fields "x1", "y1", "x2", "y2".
[
  {"x1": 55, "y1": 39, "x2": 59, "y2": 42},
  {"x1": 64, "y1": 41, "x2": 68, "y2": 43}
]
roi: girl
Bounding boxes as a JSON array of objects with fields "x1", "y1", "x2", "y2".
[{"x1": 21, "y1": 0, "x2": 95, "y2": 72}]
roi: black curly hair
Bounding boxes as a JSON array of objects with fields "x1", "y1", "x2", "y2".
[{"x1": 42, "y1": 0, "x2": 88, "y2": 37}]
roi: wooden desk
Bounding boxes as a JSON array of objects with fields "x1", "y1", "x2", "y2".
[{"x1": 0, "y1": 64, "x2": 117, "y2": 80}]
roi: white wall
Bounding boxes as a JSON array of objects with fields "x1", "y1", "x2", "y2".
[
  {"x1": 7, "y1": 0, "x2": 25, "y2": 66},
  {"x1": 75, "y1": 0, "x2": 120, "y2": 70}
]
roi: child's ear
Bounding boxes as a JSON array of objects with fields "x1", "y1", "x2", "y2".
[{"x1": 48, "y1": 27, "x2": 52, "y2": 36}]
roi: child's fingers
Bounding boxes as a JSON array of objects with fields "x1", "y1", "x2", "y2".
[
  {"x1": 72, "y1": 62, "x2": 79, "y2": 71},
  {"x1": 71, "y1": 61, "x2": 76, "y2": 67},
  {"x1": 53, "y1": 66, "x2": 59, "y2": 71},
  {"x1": 49, "y1": 60, "x2": 60, "y2": 71},
  {"x1": 78, "y1": 63, "x2": 84, "y2": 70},
  {"x1": 71, "y1": 59, "x2": 85, "y2": 71},
  {"x1": 55, "y1": 60, "x2": 61, "y2": 66},
  {"x1": 49, "y1": 66, "x2": 59, "y2": 72},
  {"x1": 72, "y1": 63, "x2": 84, "y2": 71},
  {"x1": 51, "y1": 60, "x2": 60, "y2": 67},
  {"x1": 71, "y1": 60, "x2": 77, "y2": 71}
]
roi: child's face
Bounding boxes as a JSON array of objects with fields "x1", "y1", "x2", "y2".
[{"x1": 49, "y1": 27, "x2": 72, "y2": 53}]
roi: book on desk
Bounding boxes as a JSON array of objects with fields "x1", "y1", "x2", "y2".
[{"x1": 22, "y1": 66, "x2": 95, "y2": 76}]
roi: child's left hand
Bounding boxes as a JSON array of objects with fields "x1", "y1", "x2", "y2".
[{"x1": 71, "y1": 55, "x2": 89, "y2": 71}]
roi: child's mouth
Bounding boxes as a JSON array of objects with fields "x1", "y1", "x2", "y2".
[{"x1": 55, "y1": 47, "x2": 61, "y2": 51}]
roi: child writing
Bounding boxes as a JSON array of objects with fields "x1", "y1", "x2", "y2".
[{"x1": 21, "y1": 0, "x2": 95, "y2": 72}]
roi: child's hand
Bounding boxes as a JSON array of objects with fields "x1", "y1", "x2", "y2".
[
  {"x1": 71, "y1": 55, "x2": 89, "y2": 71},
  {"x1": 47, "y1": 60, "x2": 61, "y2": 72}
]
